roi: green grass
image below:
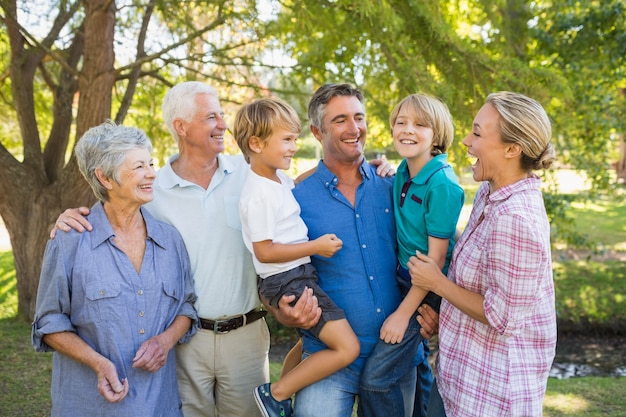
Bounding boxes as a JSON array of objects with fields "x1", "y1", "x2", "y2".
[
  {"x1": 566, "y1": 197, "x2": 626, "y2": 250},
  {"x1": 544, "y1": 377, "x2": 626, "y2": 416}
]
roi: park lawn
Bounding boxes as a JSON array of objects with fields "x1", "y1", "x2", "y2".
[{"x1": 566, "y1": 196, "x2": 626, "y2": 250}]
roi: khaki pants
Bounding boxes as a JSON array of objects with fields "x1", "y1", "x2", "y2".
[{"x1": 176, "y1": 318, "x2": 270, "y2": 417}]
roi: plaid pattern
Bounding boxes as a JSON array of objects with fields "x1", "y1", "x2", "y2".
[{"x1": 437, "y1": 177, "x2": 557, "y2": 416}]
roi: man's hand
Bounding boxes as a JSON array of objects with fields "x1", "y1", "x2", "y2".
[
  {"x1": 416, "y1": 304, "x2": 439, "y2": 340},
  {"x1": 369, "y1": 156, "x2": 396, "y2": 177},
  {"x1": 50, "y1": 207, "x2": 92, "y2": 238},
  {"x1": 266, "y1": 287, "x2": 321, "y2": 329}
]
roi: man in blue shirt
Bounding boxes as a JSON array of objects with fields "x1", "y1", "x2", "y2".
[{"x1": 269, "y1": 84, "x2": 416, "y2": 416}]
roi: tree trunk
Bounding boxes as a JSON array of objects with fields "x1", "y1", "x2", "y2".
[{"x1": 3, "y1": 0, "x2": 116, "y2": 320}]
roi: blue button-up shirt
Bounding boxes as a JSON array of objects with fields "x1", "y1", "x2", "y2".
[
  {"x1": 32, "y1": 202, "x2": 198, "y2": 417},
  {"x1": 293, "y1": 160, "x2": 401, "y2": 371}
]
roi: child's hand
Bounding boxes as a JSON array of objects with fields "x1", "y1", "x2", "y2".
[
  {"x1": 379, "y1": 311, "x2": 409, "y2": 344},
  {"x1": 314, "y1": 234, "x2": 343, "y2": 258}
]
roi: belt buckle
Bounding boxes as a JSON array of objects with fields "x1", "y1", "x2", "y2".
[{"x1": 213, "y1": 318, "x2": 231, "y2": 334}]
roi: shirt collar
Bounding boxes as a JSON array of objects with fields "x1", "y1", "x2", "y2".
[
  {"x1": 488, "y1": 173, "x2": 542, "y2": 203},
  {"x1": 157, "y1": 153, "x2": 234, "y2": 189},
  {"x1": 398, "y1": 153, "x2": 449, "y2": 185},
  {"x1": 315, "y1": 158, "x2": 372, "y2": 189},
  {"x1": 89, "y1": 201, "x2": 167, "y2": 249}
]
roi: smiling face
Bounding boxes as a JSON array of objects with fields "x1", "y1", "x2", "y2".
[
  {"x1": 106, "y1": 147, "x2": 156, "y2": 206},
  {"x1": 313, "y1": 95, "x2": 367, "y2": 165},
  {"x1": 251, "y1": 126, "x2": 299, "y2": 179},
  {"x1": 392, "y1": 104, "x2": 435, "y2": 167},
  {"x1": 463, "y1": 103, "x2": 512, "y2": 189},
  {"x1": 177, "y1": 93, "x2": 227, "y2": 158}
]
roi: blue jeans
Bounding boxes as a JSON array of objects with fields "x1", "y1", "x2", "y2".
[
  {"x1": 359, "y1": 307, "x2": 422, "y2": 417},
  {"x1": 413, "y1": 342, "x2": 434, "y2": 417},
  {"x1": 294, "y1": 352, "x2": 415, "y2": 417},
  {"x1": 426, "y1": 379, "x2": 446, "y2": 417}
]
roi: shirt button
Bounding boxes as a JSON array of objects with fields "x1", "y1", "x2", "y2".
[
  {"x1": 362, "y1": 244, "x2": 366, "y2": 249},
  {"x1": 376, "y1": 308, "x2": 381, "y2": 313},
  {"x1": 139, "y1": 311, "x2": 145, "y2": 317},
  {"x1": 356, "y1": 214, "x2": 360, "y2": 218},
  {"x1": 99, "y1": 290, "x2": 105, "y2": 296},
  {"x1": 385, "y1": 208, "x2": 390, "y2": 213},
  {"x1": 369, "y1": 276, "x2": 374, "y2": 281},
  {"x1": 137, "y1": 289, "x2": 143, "y2": 295},
  {"x1": 139, "y1": 329, "x2": 145, "y2": 335}
]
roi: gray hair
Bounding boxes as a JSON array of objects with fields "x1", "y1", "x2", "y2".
[
  {"x1": 162, "y1": 81, "x2": 219, "y2": 143},
  {"x1": 308, "y1": 84, "x2": 364, "y2": 132},
  {"x1": 75, "y1": 120, "x2": 153, "y2": 201},
  {"x1": 486, "y1": 92, "x2": 556, "y2": 171}
]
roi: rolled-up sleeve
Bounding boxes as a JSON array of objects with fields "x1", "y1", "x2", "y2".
[
  {"x1": 32, "y1": 238, "x2": 76, "y2": 352},
  {"x1": 483, "y1": 214, "x2": 546, "y2": 336}
]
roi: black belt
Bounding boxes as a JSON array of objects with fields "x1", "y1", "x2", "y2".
[{"x1": 199, "y1": 309, "x2": 267, "y2": 334}]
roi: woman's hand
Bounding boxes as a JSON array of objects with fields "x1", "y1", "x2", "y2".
[
  {"x1": 407, "y1": 251, "x2": 442, "y2": 293},
  {"x1": 96, "y1": 358, "x2": 129, "y2": 403},
  {"x1": 133, "y1": 336, "x2": 168, "y2": 373}
]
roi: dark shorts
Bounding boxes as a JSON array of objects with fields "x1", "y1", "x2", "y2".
[{"x1": 258, "y1": 263, "x2": 346, "y2": 337}]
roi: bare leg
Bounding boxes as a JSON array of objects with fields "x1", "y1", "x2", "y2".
[{"x1": 270, "y1": 319, "x2": 359, "y2": 401}]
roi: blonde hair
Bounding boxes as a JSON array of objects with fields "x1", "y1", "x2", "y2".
[
  {"x1": 233, "y1": 98, "x2": 301, "y2": 163},
  {"x1": 487, "y1": 92, "x2": 556, "y2": 171},
  {"x1": 389, "y1": 93, "x2": 454, "y2": 155}
]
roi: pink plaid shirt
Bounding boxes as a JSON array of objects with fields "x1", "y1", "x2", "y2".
[{"x1": 437, "y1": 176, "x2": 557, "y2": 416}]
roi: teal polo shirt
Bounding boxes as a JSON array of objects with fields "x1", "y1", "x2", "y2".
[{"x1": 393, "y1": 153, "x2": 465, "y2": 275}]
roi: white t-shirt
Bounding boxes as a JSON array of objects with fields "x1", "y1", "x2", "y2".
[{"x1": 240, "y1": 170, "x2": 310, "y2": 278}]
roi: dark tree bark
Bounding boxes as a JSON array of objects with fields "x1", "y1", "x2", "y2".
[{"x1": 1, "y1": 0, "x2": 115, "y2": 319}]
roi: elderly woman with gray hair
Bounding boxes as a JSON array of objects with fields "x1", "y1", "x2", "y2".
[
  {"x1": 32, "y1": 121, "x2": 198, "y2": 417},
  {"x1": 409, "y1": 92, "x2": 557, "y2": 417}
]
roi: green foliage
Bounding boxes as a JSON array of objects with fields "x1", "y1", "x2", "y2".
[
  {"x1": 553, "y1": 260, "x2": 626, "y2": 332},
  {"x1": 531, "y1": 0, "x2": 626, "y2": 193}
]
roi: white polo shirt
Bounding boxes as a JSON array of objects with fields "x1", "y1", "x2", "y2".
[{"x1": 146, "y1": 153, "x2": 260, "y2": 319}]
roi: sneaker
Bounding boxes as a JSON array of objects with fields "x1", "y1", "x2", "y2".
[{"x1": 253, "y1": 383, "x2": 293, "y2": 417}]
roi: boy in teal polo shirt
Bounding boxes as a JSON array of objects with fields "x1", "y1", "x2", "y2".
[{"x1": 360, "y1": 93, "x2": 465, "y2": 416}]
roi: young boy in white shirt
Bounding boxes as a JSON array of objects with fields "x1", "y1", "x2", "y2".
[{"x1": 233, "y1": 97, "x2": 360, "y2": 417}]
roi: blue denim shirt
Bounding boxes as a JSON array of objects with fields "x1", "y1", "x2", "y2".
[
  {"x1": 32, "y1": 202, "x2": 198, "y2": 417},
  {"x1": 293, "y1": 160, "x2": 401, "y2": 372}
]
